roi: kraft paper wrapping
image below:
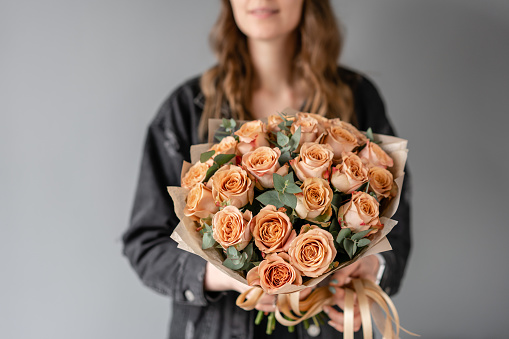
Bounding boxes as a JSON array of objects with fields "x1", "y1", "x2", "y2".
[{"x1": 169, "y1": 112, "x2": 409, "y2": 293}]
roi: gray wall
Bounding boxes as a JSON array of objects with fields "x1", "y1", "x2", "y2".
[{"x1": 1, "y1": 1, "x2": 508, "y2": 338}]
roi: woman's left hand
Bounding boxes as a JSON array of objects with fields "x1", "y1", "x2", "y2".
[{"x1": 323, "y1": 255, "x2": 380, "y2": 332}]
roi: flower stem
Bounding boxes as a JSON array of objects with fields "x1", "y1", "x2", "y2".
[
  {"x1": 266, "y1": 312, "x2": 275, "y2": 335},
  {"x1": 255, "y1": 310, "x2": 264, "y2": 325}
]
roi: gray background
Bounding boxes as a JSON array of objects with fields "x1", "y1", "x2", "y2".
[{"x1": 2, "y1": 0, "x2": 508, "y2": 338}]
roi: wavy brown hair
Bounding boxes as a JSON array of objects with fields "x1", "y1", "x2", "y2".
[{"x1": 199, "y1": 0, "x2": 354, "y2": 141}]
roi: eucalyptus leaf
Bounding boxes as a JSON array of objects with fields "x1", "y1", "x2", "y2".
[
  {"x1": 223, "y1": 257, "x2": 246, "y2": 270},
  {"x1": 283, "y1": 173, "x2": 295, "y2": 183},
  {"x1": 277, "y1": 132, "x2": 289, "y2": 147},
  {"x1": 273, "y1": 173, "x2": 286, "y2": 192},
  {"x1": 343, "y1": 238, "x2": 354, "y2": 258},
  {"x1": 200, "y1": 150, "x2": 216, "y2": 163},
  {"x1": 330, "y1": 217, "x2": 340, "y2": 233},
  {"x1": 256, "y1": 190, "x2": 284, "y2": 208},
  {"x1": 214, "y1": 154, "x2": 236, "y2": 166},
  {"x1": 351, "y1": 229, "x2": 374, "y2": 240},
  {"x1": 331, "y1": 192, "x2": 343, "y2": 211},
  {"x1": 288, "y1": 127, "x2": 301, "y2": 151},
  {"x1": 314, "y1": 211, "x2": 331, "y2": 223},
  {"x1": 279, "y1": 192, "x2": 297, "y2": 210},
  {"x1": 357, "y1": 238, "x2": 371, "y2": 247},
  {"x1": 285, "y1": 183, "x2": 302, "y2": 194},
  {"x1": 279, "y1": 151, "x2": 292, "y2": 165},
  {"x1": 352, "y1": 242, "x2": 358, "y2": 255},
  {"x1": 366, "y1": 127, "x2": 374, "y2": 142},
  {"x1": 336, "y1": 228, "x2": 352, "y2": 244},
  {"x1": 202, "y1": 233, "x2": 216, "y2": 250},
  {"x1": 227, "y1": 246, "x2": 240, "y2": 259}
]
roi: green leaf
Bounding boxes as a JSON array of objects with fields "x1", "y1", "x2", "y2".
[
  {"x1": 200, "y1": 150, "x2": 216, "y2": 163},
  {"x1": 202, "y1": 233, "x2": 216, "y2": 249},
  {"x1": 279, "y1": 151, "x2": 292, "y2": 165},
  {"x1": 314, "y1": 210, "x2": 331, "y2": 223},
  {"x1": 277, "y1": 132, "x2": 290, "y2": 147},
  {"x1": 273, "y1": 173, "x2": 286, "y2": 192},
  {"x1": 357, "y1": 238, "x2": 371, "y2": 247},
  {"x1": 336, "y1": 228, "x2": 352, "y2": 244},
  {"x1": 279, "y1": 192, "x2": 297, "y2": 209},
  {"x1": 366, "y1": 127, "x2": 375, "y2": 142},
  {"x1": 343, "y1": 238, "x2": 355, "y2": 258},
  {"x1": 330, "y1": 217, "x2": 341, "y2": 233},
  {"x1": 223, "y1": 256, "x2": 246, "y2": 270},
  {"x1": 227, "y1": 246, "x2": 241, "y2": 259},
  {"x1": 351, "y1": 229, "x2": 374, "y2": 240},
  {"x1": 204, "y1": 163, "x2": 220, "y2": 182},
  {"x1": 285, "y1": 183, "x2": 302, "y2": 194},
  {"x1": 352, "y1": 242, "x2": 358, "y2": 255},
  {"x1": 288, "y1": 127, "x2": 301, "y2": 151},
  {"x1": 256, "y1": 190, "x2": 284, "y2": 208},
  {"x1": 214, "y1": 153, "x2": 235, "y2": 167},
  {"x1": 283, "y1": 173, "x2": 295, "y2": 183},
  {"x1": 331, "y1": 192, "x2": 343, "y2": 211}
]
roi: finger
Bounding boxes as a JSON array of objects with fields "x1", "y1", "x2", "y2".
[
  {"x1": 324, "y1": 306, "x2": 362, "y2": 333},
  {"x1": 255, "y1": 303, "x2": 276, "y2": 313},
  {"x1": 257, "y1": 294, "x2": 276, "y2": 305},
  {"x1": 330, "y1": 263, "x2": 360, "y2": 286},
  {"x1": 329, "y1": 286, "x2": 358, "y2": 310},
  {"x1": 299, "y1": 287, "x2": 313, "y2": 300}
]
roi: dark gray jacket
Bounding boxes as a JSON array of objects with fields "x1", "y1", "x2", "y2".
[{"x1": 122, "y1": 68, "x2": 411, "y2": 339}]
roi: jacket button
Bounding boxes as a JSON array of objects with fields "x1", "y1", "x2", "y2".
[
  {"x1": 184, "y1": 290, "x2": 195, "y2": 302},
  {"x1": 307, "y1": 324, "x2": 320, "y2": 337}
]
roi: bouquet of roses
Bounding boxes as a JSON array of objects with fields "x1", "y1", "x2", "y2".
[{"x1": 168, "y1": 108, "x2": 409, "y2": 337}]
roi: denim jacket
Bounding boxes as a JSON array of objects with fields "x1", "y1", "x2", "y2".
[{"x1": 122, "y1": 67, "x2": 411, "y2": 339}]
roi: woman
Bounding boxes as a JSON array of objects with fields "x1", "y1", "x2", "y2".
[{"x1": 122, "y1": 1, "x2": 411, "y2": 338}]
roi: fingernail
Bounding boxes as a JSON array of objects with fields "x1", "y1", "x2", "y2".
[
  {"x1": 323, "y1": 306, "x2": 330, "y2": 314},
  {"x1": 331, "y1": 279, "x2": 338, "y2": 285},
  {"x1": 328, "y1": 286, "x2": 336, "y2": 294}
]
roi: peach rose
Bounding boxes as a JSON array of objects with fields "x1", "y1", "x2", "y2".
[
  {"x1": 331, "y1": 153, "x2": 368, "y2": 193},
  {"x1": 368, "y1": 166, "x2": 394, "y2": 199},
  {"x1": 358, "y1": 141, "x2": 394, "y2": 168},
  {"x1": 330, "y1": 120, "x2": 369, "y2": 145},
  {"x1": 295, "y1": 178, "x2": 333, "y2": 220},
  {"x1": 234, "y1": 120, "x2": 270, "y2": 155},
  {"x1": 212, "y1": 205, "x2": 252, "y2": 250},
  {"x1": 324, "y1": 125, "x2": 359, "y2": 161},
  {"x1": 246, "y1": 252, "x2": 302, "y2": 294},
  {"x1": 291, "y1": 142, "x2": 334, "y2": 181},
  {"x1": 338, "y1": 191, "x2": 383, "y2": 234},
  {"x1": 183, "y1": 183, "x2": 219, "y2": 221},
  {"x1": 291, "y1": 114, "x2": 321, "y2": 146},
  {"x1": 210, "y1": 136, "x2": 237, "y2": 156},
  {"x1": 209, "y1": 165, "x2": 254, "y2": 208},
  {"x1": 241, "y1": 147, "x2": 289, "y2": 188},
  {"x1": 181, "y1": 162, "x2": 210, "y2": 190},
  {"x1": 251, "y1": 205, "x2": 296, "y2": 253},
  {"x1": 288, "y1": 225, "x2": 337, "y2": 278}
]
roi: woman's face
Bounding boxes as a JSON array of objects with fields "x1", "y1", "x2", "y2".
[{"x1": 229, "y1": 0, "x2": 304, "y2": 41}]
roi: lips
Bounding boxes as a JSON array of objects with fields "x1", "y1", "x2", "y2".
[{"x1": 249, "y1": 7, "x2": 279, "y2": 18}]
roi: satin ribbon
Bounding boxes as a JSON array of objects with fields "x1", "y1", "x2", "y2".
[{"x1": 236, "y1": 278, "x2": 419, "y2": 339}]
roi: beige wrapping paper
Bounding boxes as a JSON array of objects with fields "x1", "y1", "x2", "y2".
[{"x1": 168, "y1": 111, "x2": 409, "y2": 293}]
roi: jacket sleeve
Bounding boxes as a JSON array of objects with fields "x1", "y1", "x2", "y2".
[
  {"x1": 122, "y1": 89, "x2": 210, "y2": 306},
  {"x1": 355, "y1": 76, "x2": 412, "y2": 296}
]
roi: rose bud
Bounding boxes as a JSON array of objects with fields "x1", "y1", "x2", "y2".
[
  {"x1": 246, "y1": 252, "x2": 302, "y2": 294},
  {"x1": 212, "y1": 205, "x2": 252, "y2": 251},
  {"x1": 181, "y1": 162, "x2": 210, "y2": 190},
  {"x1": 330, "y1": 152, "x2": 368, "y2": 194},
  {"x1": 324, "y1": 125, "x2": 359, "y2": 161},
  {"x1": 338, "y1": 191, "x2": 383, "y2": 234},
  {"x1": 183, "y1": 183, "x2": 219, "y2": 221},
  {"x1": 368, "y1": 166, "x2": 394, "y2": 199},
  {"x1": 242, "y1": 147, "x2": 288, "y2": 189},
  {"x1": 291, "y1": 114, "x2": 321, "y2": 146},
  {"x1": 288, "y1": 225, "x2": 337, "y2": 278},
  {"x1": 251, "y1": 205, "x2": 296, "y2": 254},
  {"x1": 358, "y1": 141, "x2": 394, "y2": 169},
  {"x1": 291, "y1": 142, "x2": 334, "y2": 181},
  {"x1": 234, "y1": 120, "x2": 270, "y2": 155},
  {"x1": 209, "y1": 164, "x2": 254, "y2": 208},
  {"x1": 295, "y1": 177, "x2": 333, "y2": 220}
]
